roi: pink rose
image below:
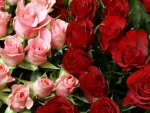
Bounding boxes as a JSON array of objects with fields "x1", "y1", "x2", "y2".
[
  {"x1": 0, "y1": 11, "x2": 11, "y2": 38},
  {"x1": 31, "y1": 0, "x2": 56, "y2": 11},
  {"x1": 0, "y1": 63, "x2": 15, "y2": 90},
  {"x1": 56, "y1": 74, "x2": 79, "y2": 97},
  {"x1": 0, "y1": 0, "x2": 4, "y2": 11},
  {"x1": 33, "y1": 77, "x2": 55, "y2": 98},
  {"x1": 7, "y1": 84, "x2": 34, "y2": 112},
  {"x1": 13, "y1": 0, "x2": 51, "y2": 38},
  {"x1": 24, "y1": 35, "x2": 51, "y2": 66},
  {"x1": 38, "y1": 27, "x2": 51, "y2": 43},
  {"x1": 50, "y1": 18, "x2": 68, "y2": 49},
  {"x1": 0, "y1": 35, "x2": 25, "y2": 66}
]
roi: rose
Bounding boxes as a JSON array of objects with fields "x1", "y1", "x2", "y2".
[
  {"x1": 62, "y1": 48, "x2": 93, "y2": 76},
  {"x1": 50, "y1": 18, "x2": 68, "y2": 49},
  {"x1": 33, "y1": 77, "x2": 55, "y2": 98},
  {"x1": 7, "y1": 84, "x2": 33, "y2": 112},
  {"x1": 66, "y1": 19, "x2": 94, "y2": 51},
  {"x1": 36, "y1": 96, "x2": 79, "y2": 113},
  {"x1": 0, "y1": 0, "x2": 4, "y2": 11},
  {"x1": 0, "y1": 11, "x2": 11, "y2": 38},
  {"x1": 103, "y1": 0, "x2": 129, "y2": 18},
  {"x1": 13, "y1": 0, "x2": 51, "y2": 38},
  {"x1": 90, "y1": 96, "x2": 120, "y2": 113},
  {"x1": 0, "y1": 35, "x2": 25, "y2": 66},
  {"x1": 79, "y1": 66, "x2": 108, "y2": 103},
  {"x1": 70, "y1": 0, "x2": 97, "y2": 22},
  {"x1": 24, "y1": 36, "x2": 51, "y2": 66},
  {"x1": 56, "y1": 74, "x2": 79, "y2": 97},
  {"x1": 101, "y1": 0, "x2": 111, "y2": 7},
  {"x1": 139, "y1": 0, "x2": 150, "y2": 13},
  {"x1": 123, "y1": 64, "x2": 150, "y2": 109},
  {"x1": 49, "y1": 8, "x2": 68, "y2": 21},
  {"x1": 0, "y1": 63, "x2": 15, "y2": 90},
  {"x1": 112, "y1": 29, "x2": 149, "y2": 71},
  {"x1": 31, "y1": 0, "x2": 56, "y2": 11},
  {"x1": 98, "y1": 16, "x2": 126, "y2": 55}
]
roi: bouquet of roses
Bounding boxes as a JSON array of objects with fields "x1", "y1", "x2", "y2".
[{"x1": 0, "y1": 0, "x2": 150, "y2": 112}]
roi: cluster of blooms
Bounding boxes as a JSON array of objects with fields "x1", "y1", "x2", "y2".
[{"x1": 0, "y1": 0, "x2": 150, "y2": 112}]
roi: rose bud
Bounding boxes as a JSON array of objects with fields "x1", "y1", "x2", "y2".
[
  {"x1": 0, "y1": 11, "x2": 11, "y2": 38},
  {"x1": 112, "y1": 29, "x2": 149, "y2": 71},
  {"x1": 33, "y1": 77, "x2": 55, "y2": 98},
  {"x1": 0, "y1": 35, "x2": 24, "y2": 66},
  {"x1": 90, "y1": 96, "x2": 120, "y2": 113},
  {"x1": 123, "y1": 64, "x2": 150, "y2": 109},
  {"x1": 62, "y1": 48, "x2": 93, "y2": 77},
  {"x1": 36, "y1": 96, "x2": 79, "y2": 113},
  {"x1": 79, "y1": 66, "x2": 108, "y2": 103},
  {"x1": 7, "y1": 84, "x2": 33, "y2": 112},
  {"x1": 66, "y1": 19, "x2": 94, "y2": 51},
  {"x1": 56, "y1": 73, "x2": 79, "y2": 97},
  {"x1": 50, "y1": 18, "x2": 68, "y2": 49},
  {"x1": 103, "y1": 0, "x2": 129, "y2": 18},
  {"x1": 0, "y1": 63, "x2": 15, "y2": 90}
]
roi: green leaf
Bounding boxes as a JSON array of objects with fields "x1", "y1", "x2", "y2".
[
  {"x1": 116, "y1": 76, "x2": 124, "y2": 84},
  {"x1": 7, "y1": 27, "x2": 13, "y2": 35},
  {"x1": 0, "y1": 58, "x2": 4, "y2": 63},
  {"x1": 70, "y1": 95, "x2": 89, "y2": 103},
  {"x1": 40, "y1": 61, "x2": 59, "y2": 70},
  {"x1": 5, "y1": 107, "x2": 16, "y2": 113},
  {"x1": 128, "y1": 0, "x2": 143, "y2": 29},
  {"x1": 0, "y1": 87, "x2": 11, "y2": 93},
  {"x1": 122, "y1": 106, "x2": 137, "y2": 112},
  {"x1": 30, "y1": 71, "x2": 42, "y2": 82},
  {"x1": 66, "y1": 97, "x2": 78, "y2": 105},
  {"x1": 16, "y1": 78, "x2": 34, "y2": 89},
  {"x1": 0, "y1": 37, "x2": 6, "y2": 41},
  {"x1": 18, "y1": 60, "x2": 38, "y2": 71},
  {"x1": 0, "y1": 93, "x2": 9, "y2": 104},
  {"x1": 0, "y1": 100, "x2": 4, "y2": 108},
  {"x1": 145, "y1": 110, "x2": 150, "y2": 113},
  {"x1": 59, "y1": 66, "x2": 67, "y2": 77},
  {"x1": 8, "y1": 66, "x2": 16, "y2": 70}
]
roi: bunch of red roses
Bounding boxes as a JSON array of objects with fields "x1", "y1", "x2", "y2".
[{"x1": 37, "y1": 0, "x2": 150, "y2": 112}]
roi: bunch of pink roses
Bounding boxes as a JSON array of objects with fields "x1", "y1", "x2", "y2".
[{"x1": 0, "y1": 0, "x2": 80, "y2": 112}]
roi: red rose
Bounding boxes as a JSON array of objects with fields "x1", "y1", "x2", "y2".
[
  {"x1": 62, "y1": 48, "x2": 93, "y2": 76},
  {"x1": 79, "y1": 66, "x2": 108, "y2": 103},
  {"x1": 123, "y1": 64, "x2": 150, "y2": 109},
  {"x1": 139, "y1": 0, "x2": 150, "y2": 13},
  {"x1": 70, "y1": 0, "x2": 97, "y2": 22},
  {"x1": 66, "y1": 19, "x2": 94, "y2": 51},
  {"x1": 101, "y1": 0, "x2": 111, "y2": 7},
  {"x1": 90, "y1": 96, "x2": 120, "y2": 113},
  {"x1": 36, "y1": 96, "x2": 79, "y2": 113},
  {"x1": 49, "y1": 8, "x2": 68, "y2": 21},
  {"x1": 112, "y1": 29, "x2": 149, "y2": 71},
  {"x1": 98, "y1": 16, "x2": 126, "y2": 55},
  {"x1": 103, "y1": 0, "x2": 129, "y2": 18}
]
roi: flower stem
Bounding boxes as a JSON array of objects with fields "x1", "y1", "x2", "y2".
[{"x1": 0, "y1": 93, "x2": 9, "y2": 104}]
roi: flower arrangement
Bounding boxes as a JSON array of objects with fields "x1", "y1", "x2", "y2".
[{"x1": 0, "y1": 0, "x2": 150, "y2": 113}]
